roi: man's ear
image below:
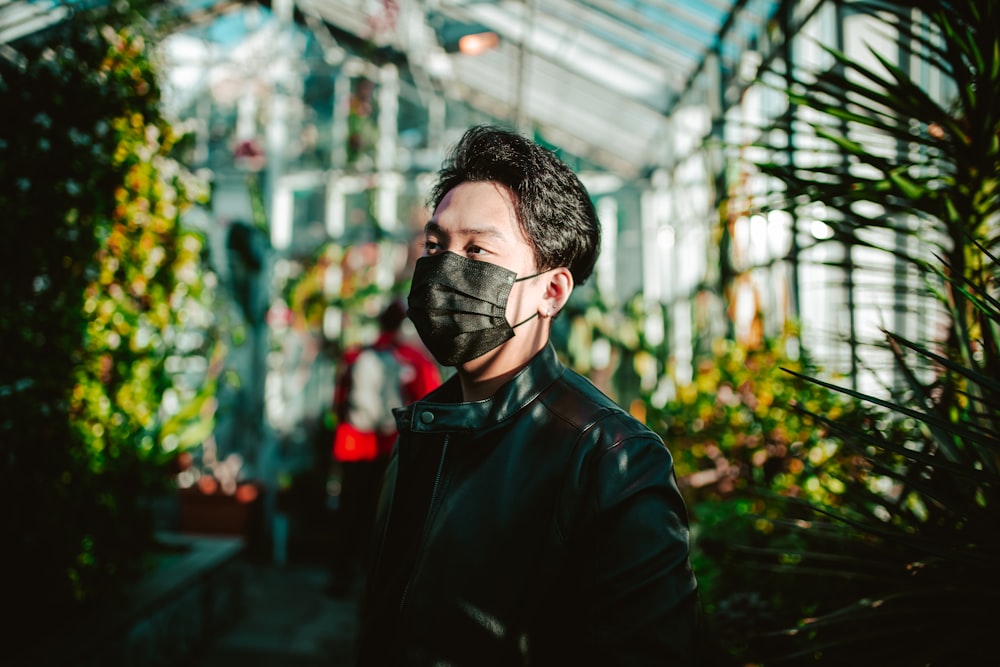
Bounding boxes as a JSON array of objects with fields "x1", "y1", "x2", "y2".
[{"x1": 539, "y1": 267, "x2": 574, "y2": 318}]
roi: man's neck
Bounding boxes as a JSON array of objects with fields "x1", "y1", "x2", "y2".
[
  {"x1": 459, "y1": 369, "x2": 519, "y2": 403},
  {"x1": 456, "y1": 337, "x2": 547, "y2": 402}
]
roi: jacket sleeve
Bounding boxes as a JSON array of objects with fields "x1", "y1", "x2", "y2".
[{"x1": 574, "y1": 421, "x2": 700, "y2": 665}]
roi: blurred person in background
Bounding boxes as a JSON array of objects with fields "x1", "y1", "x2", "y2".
[
  {"x1": 328, "y1": 299, "x2": 440, "y2": 596},
  {"x1": 356, "y1": 125, "x2": 699, "y2": 665}
]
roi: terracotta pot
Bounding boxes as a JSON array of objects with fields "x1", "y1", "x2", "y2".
[{"x1": 177, "y1": 483, "x2": 262, "y2": 539}]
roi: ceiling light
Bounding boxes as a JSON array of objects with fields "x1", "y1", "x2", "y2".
[{"x1": 457, "y1": 31, "x2": 499, "y2": 56}]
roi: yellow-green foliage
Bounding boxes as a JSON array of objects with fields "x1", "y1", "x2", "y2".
[
  {"x1": 644, "y1": 332, "x2": 870, "y2": 649},
  {"x1": 71, "y1": 65, "x2": 215, "y2": 475},
  {"x1": 1, "y1": 6, "x2": 221, "y2": 637},
  {"x1": 648, "y1": 333, "x2": 859, "y2": 508}
]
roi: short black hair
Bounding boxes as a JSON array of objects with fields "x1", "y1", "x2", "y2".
[{"x1": 428, "y1": 125, "x2": 601, "y2": 285}]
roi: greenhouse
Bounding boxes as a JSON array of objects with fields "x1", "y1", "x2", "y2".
[{"x1": 2, "y1": 0, "x2": 997, "y2": 664}]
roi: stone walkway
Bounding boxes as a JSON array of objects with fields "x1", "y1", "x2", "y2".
[{"x1": 190, "y1": 559, "x2": 362, "y2": 667}]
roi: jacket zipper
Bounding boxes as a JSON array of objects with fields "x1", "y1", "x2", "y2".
[{"x1": 398, "y1": 434, "x2": 449, "y2": 613}]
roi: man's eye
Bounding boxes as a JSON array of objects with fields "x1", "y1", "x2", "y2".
[
  {"x1": 467, "y1": 246, "x2": 485, "y2": 256},
  {"x1": 423, "y1": 240, "x2": 441, "y2": 253}
]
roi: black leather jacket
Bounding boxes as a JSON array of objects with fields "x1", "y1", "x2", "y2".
[{"x1": 356, "y1": 343, "x2": 699, "y2": 666}]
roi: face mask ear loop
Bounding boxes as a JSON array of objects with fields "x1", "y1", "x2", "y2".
[
  {"x1": 510, "y1": 266, "x2": 552, "y2": 329},
  {"x1": 513, "y1": 267, "x2": 550, "y2": 284},
  {"x1": 511, "y1": 311, "x2": 539, "y2": 329}
]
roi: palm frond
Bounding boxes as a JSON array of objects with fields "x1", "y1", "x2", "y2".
[{"x1": 721, "y1": 2, "x2": 1000, "y2": 663}]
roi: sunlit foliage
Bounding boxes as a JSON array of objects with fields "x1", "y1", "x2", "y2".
[
  {"x1": 0, "y1": 3, "x2": 220, "y2": 641},
  {"x1": 709, "y1": 1, "x2": 1000, "y2": 664}
]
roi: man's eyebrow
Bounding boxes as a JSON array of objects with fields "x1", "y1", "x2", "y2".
[{"x1": 423, "y1": 220, "x2": 506, "y2": 240}]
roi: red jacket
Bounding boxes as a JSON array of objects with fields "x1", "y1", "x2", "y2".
[{"x1": 333, "y1": 332, "x2": 441, "y2": 459}]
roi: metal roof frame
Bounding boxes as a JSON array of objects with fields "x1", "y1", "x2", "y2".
[{"x1": 1, "y1": 0, "x2": 783, "y2": 179}]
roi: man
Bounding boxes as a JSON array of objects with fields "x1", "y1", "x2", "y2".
[{"x1": 356, "y1": 125, "x2": 699, "y2": 665}]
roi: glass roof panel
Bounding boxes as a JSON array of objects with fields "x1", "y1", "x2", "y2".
[{"x1": 1, "y1": 0, "x2": 781, "y2": 178}]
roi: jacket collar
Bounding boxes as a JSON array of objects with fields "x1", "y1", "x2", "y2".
[{"x1": 393, "y1": 342, "x2": 565, "y2": 434}]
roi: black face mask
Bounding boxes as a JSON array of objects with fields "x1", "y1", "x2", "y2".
[{"x1": 407, "y1": 252, "x2": 543, "y2": 366}]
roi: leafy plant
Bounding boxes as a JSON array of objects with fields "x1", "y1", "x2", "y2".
[
  {"x1": 650, "y1": 332, "x2": 859, "y2": 505},
  {"x1": 0, "y1": 2, "x2": 220, "y2": 643},
  {"x1": 731, "y1": 0, "x2": 1000, "y2": 663},
  {"x1": 643, "y1": 331, "x2": 874, "y2": 660},
  {"x1": 557, "y1": 290, "x2": 647, "y2": 404}
]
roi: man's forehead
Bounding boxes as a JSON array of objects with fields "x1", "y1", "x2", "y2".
[{"x1": 425, "y1": 180, "x2": 530, "y2": 253}]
